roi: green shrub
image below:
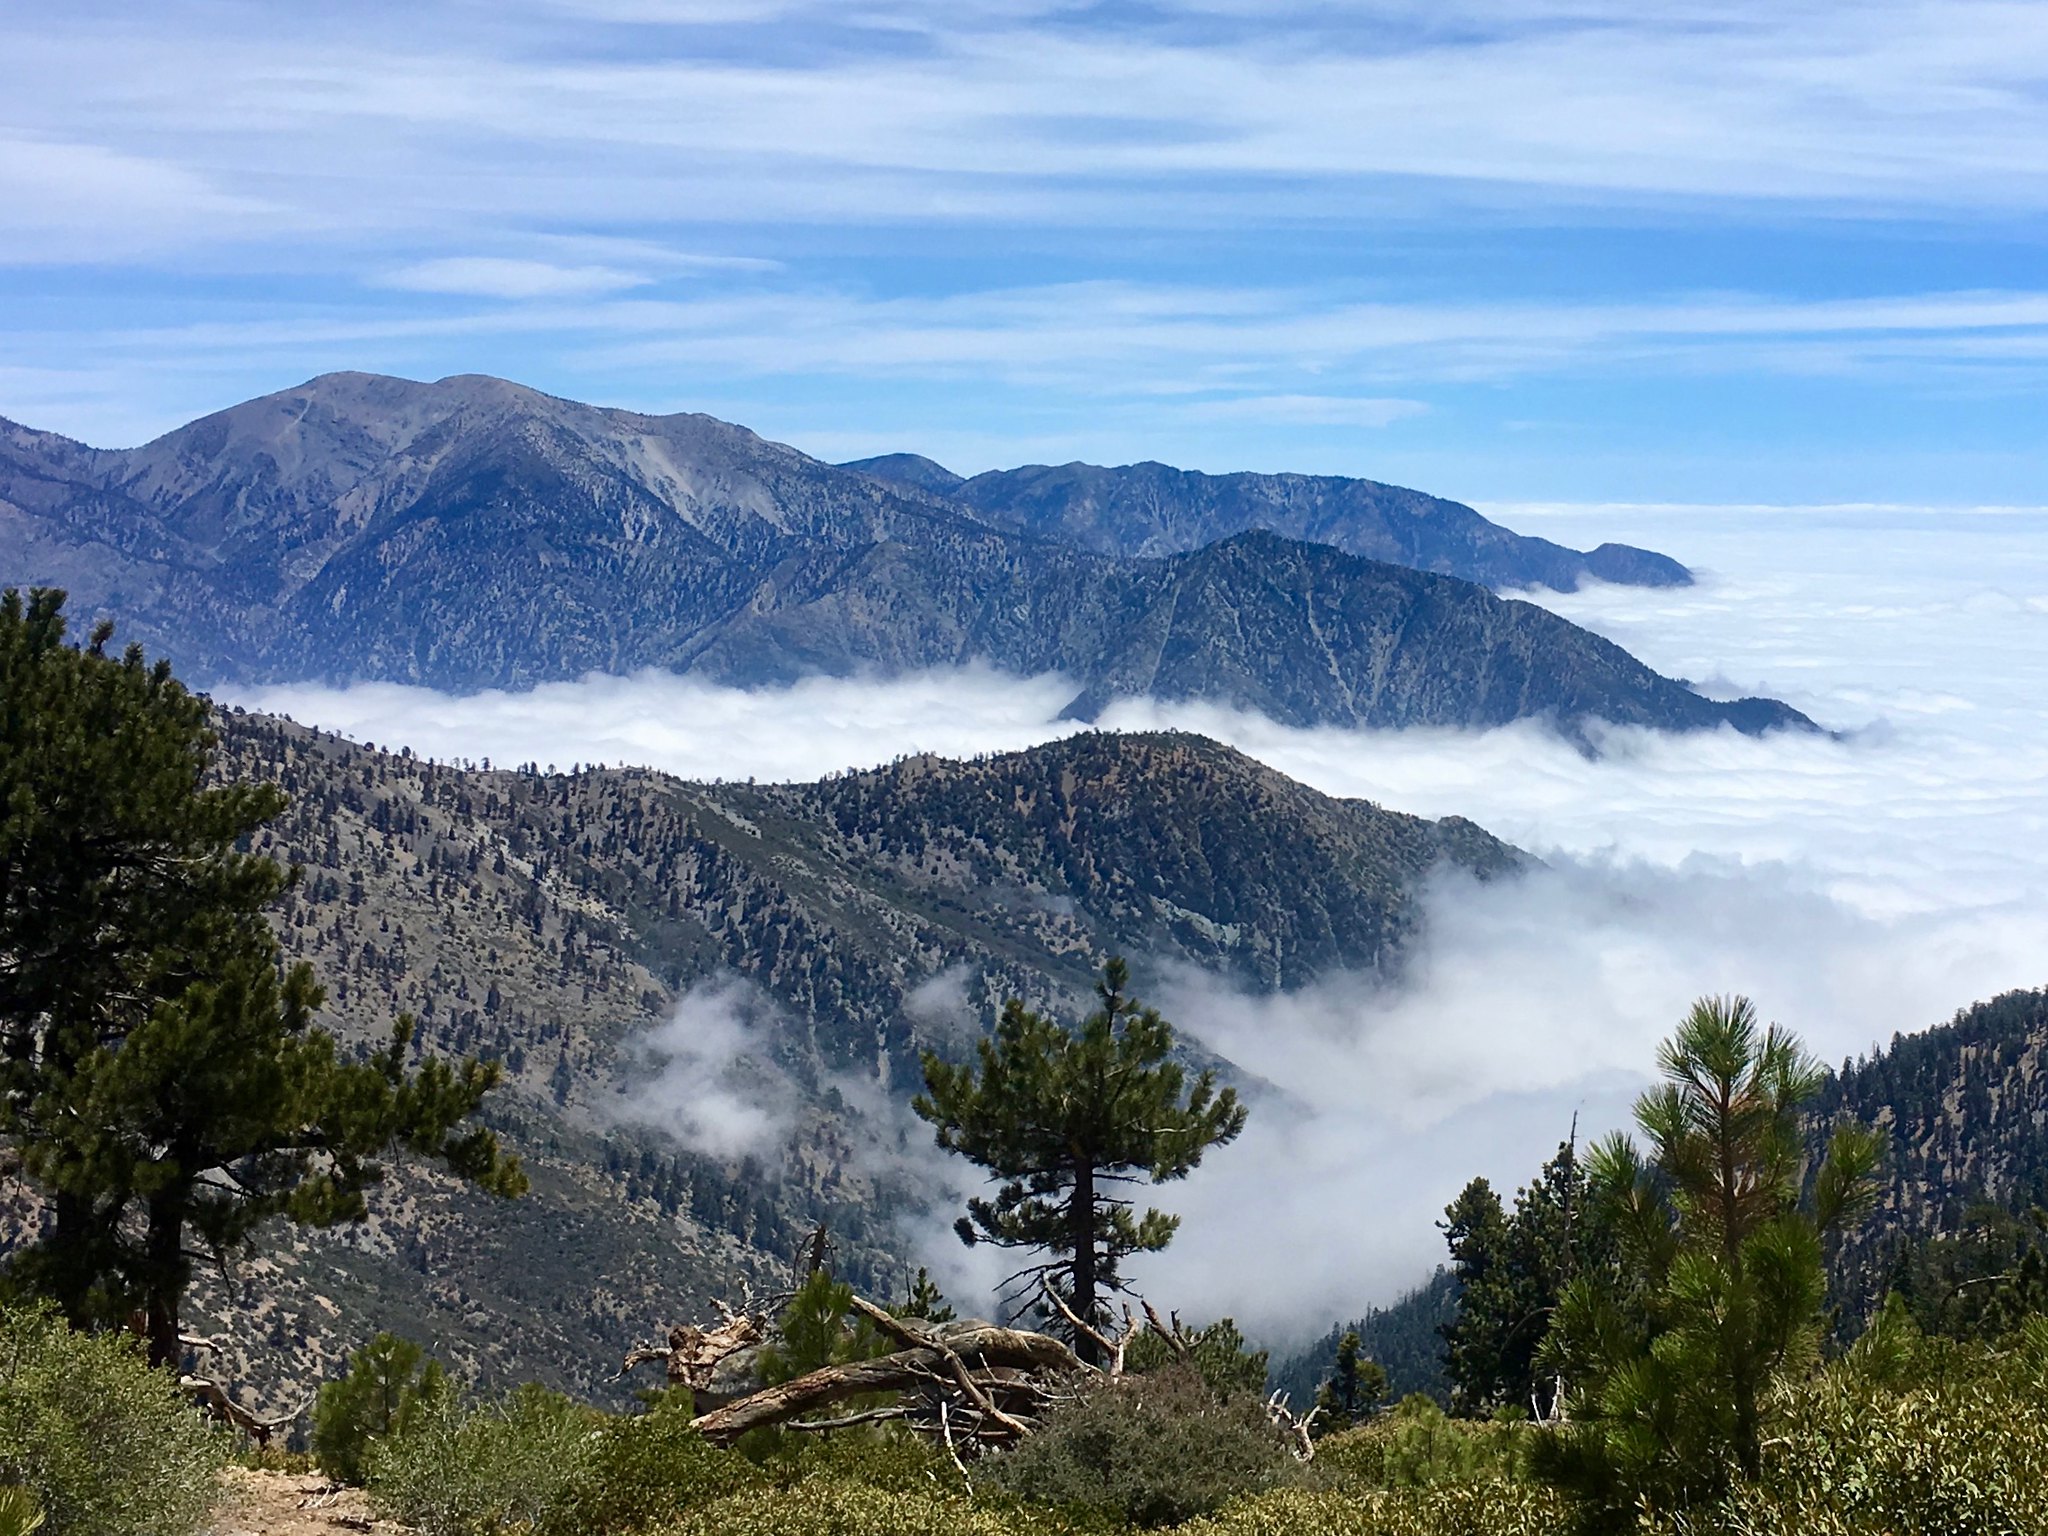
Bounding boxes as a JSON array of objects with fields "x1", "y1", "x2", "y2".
[
  {"x1": 983, "y1": 1366, "x2": 1302, "y2": 1527},
  {"x1": 311, "y1": 1330, "x2": 449, "y2": 1483},
  {"x1": 367, "y1": 1382, "x2": 599, "y2": 1536},
  {"x1": 563, "y1": 1394, "x2": 766, "y2": 1534},
  {"x1": 651, "y1": 1480, "x2": 1064, "y2": 1536},
  {"x1": 1656, "y1": 1319, "x2": 2048, "y2": 1536},
  {"x1": 1311, "y1": 1395, "x2": 1532, "y2": 1491},
  {"x1": 0, "y1": 1301, "x2": 228, "y2": 1536},
  {"x1": 747, "y1": 1426, "x2": 955, "y2": 1493},
  {"x1": 369, "y1": 1382, "x2": 787, "y2": 1536},
  {"x1": 1178, "y1": 1483, "x2": 1572, "y2": 1536}
]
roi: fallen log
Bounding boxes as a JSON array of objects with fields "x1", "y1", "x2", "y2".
[{"x1": 688, "y1": 1321, "x2": 1082, "y2": 1446}]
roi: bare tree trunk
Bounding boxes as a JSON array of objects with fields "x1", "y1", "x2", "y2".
[
  {"x1": 142, "y1": 1191, "x2": 188, "y2": 1371},
  {"x1": 1069, "y1": 1156, "x2": 1099, "y2": 1367}
]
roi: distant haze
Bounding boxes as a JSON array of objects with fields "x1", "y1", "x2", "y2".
[{"x1": 220, "y1": 503, "x2": 2048, "y2": 1337}]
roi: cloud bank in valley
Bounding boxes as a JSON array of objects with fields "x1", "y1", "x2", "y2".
[{"x1": 220, "y1": 505, "x2": 2048, "y2": 1338}]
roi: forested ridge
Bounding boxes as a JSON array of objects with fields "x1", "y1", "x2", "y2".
[
  {"x1": 3, "y1": 605, "x2": 2047, "y2": 1536},
  {"x1": 0, "y1": 707, "x2": 1514, "y2": 1402}
]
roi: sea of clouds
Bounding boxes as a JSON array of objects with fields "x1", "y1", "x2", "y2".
[{"x1": 219, "y1": 504, "x2": 2048, "y2": 1339}]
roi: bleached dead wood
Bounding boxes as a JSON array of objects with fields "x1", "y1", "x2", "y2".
[{"x1": 686, "y1": 1319, "x2": 1082, "y2": 1447}]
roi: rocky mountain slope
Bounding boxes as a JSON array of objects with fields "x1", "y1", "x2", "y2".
[
  {"x1": 0, "y1": 374, "x2": 1803, "y2": 738},
  {"x1": 1275, "y1": 986, "x2": 2048, "y2": 1404},
  {"x1": 846, "y1": 455, "x2": 1690, "y2": 590},
  {"x1": 1815, "y1": 986, "x2": 2048, "y2": 1312},
  {"x1": 10, "y1": 711, "x2": 1516, "y2": 1408}
]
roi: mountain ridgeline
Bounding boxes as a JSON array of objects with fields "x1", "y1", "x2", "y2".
[
  {"x1": 0, "y1": 372, "x2": 1809, "y2": 739},
  {"x1": 843, "y1": 453, "x2": 1692, "y2": 589},
  {"x1": 115, "y1": 714, "x2": 1517, "y2": 1397}
]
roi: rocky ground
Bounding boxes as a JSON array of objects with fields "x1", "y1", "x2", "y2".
[{"x1": 208, "y1": 1471, "x2": 402, "y2": 1536}]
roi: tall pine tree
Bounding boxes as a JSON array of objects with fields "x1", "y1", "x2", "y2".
[
  {"x1": 0, "y1": 589, "x2": 524, "y2": 1365},
  {"x1": 914, "y1": 958, "x2": 1245, "y2": 1363},
  {"x1": 1534, "y1": 996, "x2": 1881, "y2": 1522}
]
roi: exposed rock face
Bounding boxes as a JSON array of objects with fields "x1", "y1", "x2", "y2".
[{"x1": 0, "y1": 373, "x2": 1801, "y2": 739}]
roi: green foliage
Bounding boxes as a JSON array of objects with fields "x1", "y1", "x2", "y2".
[
  {"x1": 1441, "y1": 1138, "x2": 1612, "y2": 1418},
  {"x1": 1271, "y1": 1271, "x2": 1460, "y2": 1410},
  {"x1": 1535, "y1": 996, "x2": 1882, "y2": 1526},
  {"x1": 984, "y1": 1367, "x2": 1300, "y2": 1527},
  {"x1": 562, "y1": 1394, "x2": 766, "y2": 1535},
  {"x1": 757, "y1": 1269, "x2": 889, "y2": 1387},
  {"x1": 1126, "y1": 1317, "x2": 1269, "y2": 1398},
  {"x1": 1653, "y1": 1318, "x2": 2048, "y2": 1536},
  {"x1": 312, "y1": 1331, "x2": 449, "y2": 1483},
  {"x1": 0, "y1": 590, "x2": 523, "y2": 1366},
  {"x1": 1313, "y1": 1331, "x2": 1388, "y2": 1433},
  {"x1": 1310, "y1": 1395, "x2": 1530, "y2": 1492},
  {"x1": 367, "y1": 1382, "x2": 600, "y2": 1536},
  {"x1": 1885, "y1": 1203, "x2": 2048, "y2": 1341},
  {"x1": 915, "y1": 958, "x2": 1246, "y2": 1361},
  {"x1": 368, "y1": 1381, "x2": 772, "y2": 1536},
  {"x1": 0, "y1": 1301, "x2": 228, "y2": 1536},
  {"x1": 897, "y1": 1266, "x2": 955, "y2": 1323},
  {"x1": 651, "y1": 1480, "x2": 1063, "y2": 1536},
  {"x1": 1174, "y1": 1483, "x2": 1572, "y2": 1536}
]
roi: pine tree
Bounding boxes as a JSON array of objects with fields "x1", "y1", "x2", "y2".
[
  {"x1": 1534, "y1": 996, "x2": 1882, "y2": 1522},
  {"x1": 0, "y1": 590, "x2": 524, "y2": 1366},
  {"x1": 1313, "y1": 1329, "x2": 1386, "y2": 1431},
  {"x1": 1441, "y1": 1135, "x2": 1611, "y2": 1418},
  {"x1": 914, "y1": 958, "x2": 1246, "y2": 1363},
  {"x1": 311, "y1": 1332, "x2": 448, "y2": 1483}
]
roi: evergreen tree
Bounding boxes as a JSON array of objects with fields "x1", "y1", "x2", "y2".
[
  {"x1": 914, "y1": 958, "x2": 1246, "y2": 1364},
  {"x1": 1534, "y1": 996, "x2": 1882, "y2": 1523},
  {"x1": 1313, "y1": 1329, "x2": 1387, "y2": 1432},
  {"x1": 0, "y1": 590, "x2": 524, "y2": 1365},
  {"x1": 311, "y1": 1332, "x2": 448, "y2": 1483},
  {"x1": 1441, "y1": 1135, "x2": 1611, "y2": 1417}
]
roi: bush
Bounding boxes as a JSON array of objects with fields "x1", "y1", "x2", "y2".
[
  {"x1": 1177, "y1": 1483, "x2": 1573, "y2": 1536},
  {"x1": 1656, "y1": 1319, "x2": 2048, "y2": 1536},
  {"x1": 311, "y1": 1331, "x2": 448, "y2": 1483},
  {"x1": 1311, "y1": 1395, "x2": 1532, "y2": 1491},
  {"x1": 367, "y1": 1382, "x2": 599, "y2": 1536},
  {"x1": 983, "y1": 1366, "x2": 1302, "y2": 1527},
  {"x1": 0, "y1": 1301, "x2": 228, "y2": 1536},
  {"x1": 650, "y1": 1480, "x2": 1062, "y2": 1536},
  {"x1": 369, "y1": 1383, "x2": 782, "y2": 1536},
  {"x1": 564, "y1": 1394, "x2": 767, "y2": 1534}
]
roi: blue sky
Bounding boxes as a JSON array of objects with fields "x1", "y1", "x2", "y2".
[{"x1": 5, "y1": 0, "x2": 2048, "y2": 504}]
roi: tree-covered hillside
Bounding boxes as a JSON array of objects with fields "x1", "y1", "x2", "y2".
[{"x1": 0, "y1": 710, "x2": 1515, "y2": 1407}]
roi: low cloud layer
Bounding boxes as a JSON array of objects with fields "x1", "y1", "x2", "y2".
[{"x1": 225, "y1": 504, "x2": 2048, "y2": 1342}]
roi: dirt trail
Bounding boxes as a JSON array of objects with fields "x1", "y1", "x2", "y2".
[{"x1": 208, "y1": 1469, "x2": 405, "y2": 1536}]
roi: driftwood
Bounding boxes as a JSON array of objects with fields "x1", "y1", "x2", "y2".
[
  {"x1": 689, "y1": 1319, "x2": 1081, "y2": 1447},
  {"x1": 618, "y1": 1302, "x2": 768, "y2": 1414},
  {"x1": 177, "y1": 1375, "x2": 311, "y2": 1448},
  {"x1": 628, "y1": 1279, "x2": 1318, "y2": 1462}
]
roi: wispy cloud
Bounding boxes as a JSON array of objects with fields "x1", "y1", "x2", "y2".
[{"x1": 380, "y1": 257, "x2": 656, "y2": 299}]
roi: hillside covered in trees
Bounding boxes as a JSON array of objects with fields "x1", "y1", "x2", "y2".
[{"x1": 9, "y1": 707, "x2": 1512, "y2": 1401}]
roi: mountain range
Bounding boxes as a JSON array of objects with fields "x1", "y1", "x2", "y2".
[
  {"x1": 114, "y1": 711, "x2": 1515, "y2": 1404},
  {"x1": 3, "y1": 708, "x2": 2015, "y2": 1414},
  {"x1": 842, "y1": 453, "x2": 1691, "y2": 589},
  {"x1": 0, "y1": 372, "x2": 1809, "y2": 739}
]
